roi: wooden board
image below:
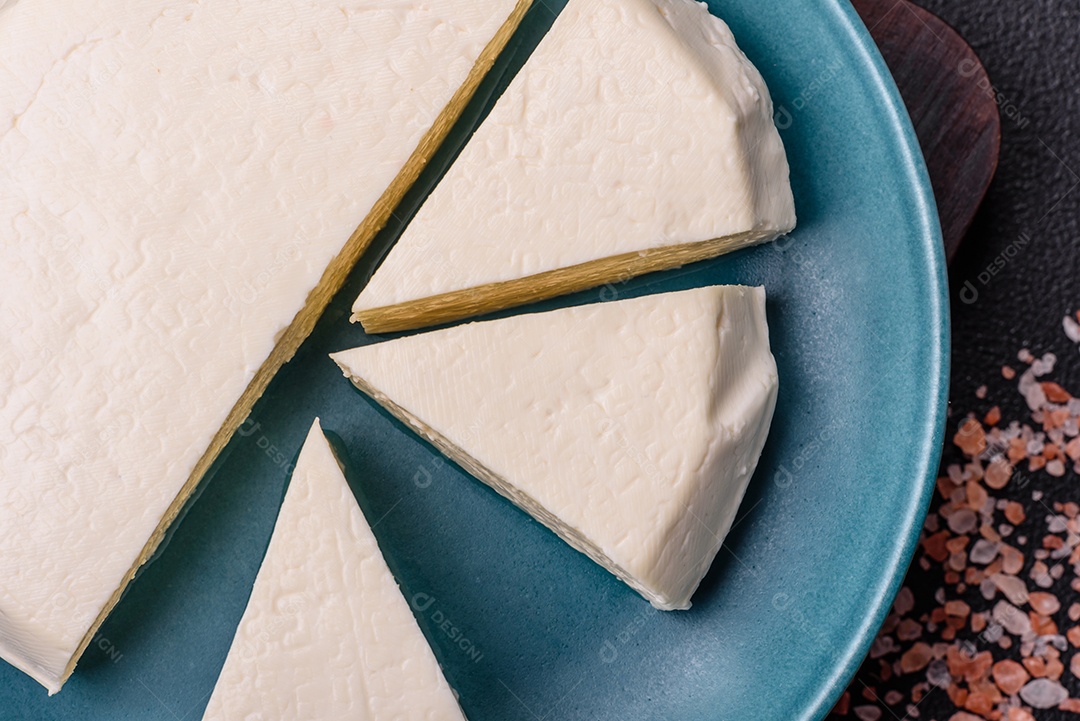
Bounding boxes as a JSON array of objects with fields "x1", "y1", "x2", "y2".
[{"x1": 853, "y1": 0, "x2": 1001, "y2": 262}]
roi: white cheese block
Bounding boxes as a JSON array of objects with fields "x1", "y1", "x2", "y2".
[
  {"x1": 333, "y1": 286, "x2": 779, "y2": 610},
  {"x1": 203, "y1": 420, "x2": 468, "y2": 721},
  {"x1": 353, "y1": 0, "x2": 795, "y2": 332},
  {"x1": 0, "y1": 0, "x2": 529, "y2": 693}
]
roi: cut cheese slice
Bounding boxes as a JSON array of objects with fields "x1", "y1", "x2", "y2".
[
  {"x1": 202, "y1": 420, "x2": 467, "y2": 721},
  {"x1": 0, "y1": 0, "x2": 530, "y2": 693},
  {"x1": 353, "y1": 0, "x2": 795, "y2": 333},
  {"x1": 333, "y1": 286, "x2": 779, "y2": 610}
]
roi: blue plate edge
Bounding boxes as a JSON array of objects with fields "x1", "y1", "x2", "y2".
[{"x1": 800, "y1": 2, "x2": 951, "y2": 719}]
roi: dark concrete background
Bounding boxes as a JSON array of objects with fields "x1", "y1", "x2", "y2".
[{"x1": 929, "y1": 0, "x2": 1080, "y2": 393}]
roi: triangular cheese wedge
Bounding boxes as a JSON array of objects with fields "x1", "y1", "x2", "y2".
[
  {"x1": 353, "y1": 0, "x2": 795, "y2": 333},
  {"x1": 333, "y1": 286, "x2": 778, "y2": 610},
  {"x1": 202, "y1": 420, "x2": 467, "y2": 721}
]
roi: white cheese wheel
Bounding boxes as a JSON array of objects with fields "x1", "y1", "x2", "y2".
[{"x1": 0, "y1": 0, "x2": 528, "y2": 692}]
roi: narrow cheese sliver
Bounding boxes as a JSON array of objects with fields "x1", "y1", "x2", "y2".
[
  {"x1": 333, "y1": 286, "x2": 779, "y2": 610},
  {"x1": 202, "y1": 420, "x2": 467, "y2": 721},
  {"x1": 353, "y1": 0, "x2": 795, "y2": 333},
  {"x1": 0, "y1": 0, "x2": 529, "y2": 693}
]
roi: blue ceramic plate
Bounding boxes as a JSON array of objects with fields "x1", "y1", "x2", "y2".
[{"x1": 1, "y1": 1, "x2": 948, "y2": 719}]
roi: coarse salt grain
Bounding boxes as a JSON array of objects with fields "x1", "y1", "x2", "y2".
[
  {"x1": 897, "y1": 619, "x2": 922, "y2": 641},
  {"x1": 985, "y1": 458, "x2": 1013, "y2": 489},
  {"x1": 893, "y1": 586, "x2": 915, "y2": 616},
  {"x1": 970, "y1": 539, "x2": 999, "y2": 564},
  {"x1": 948, "y1": 509, "x2": 978, "y2": 534},
  {"x1": 1000, "y1": 545, "x2": 1025, "y2": 574},
  {"x1": 1029, "y1": 591, "x2": 1061, "y2": 615},
  {"x1": 944, "y1": 600, "x2": 971, "y2": 617},
  {"x1": 993, "y1": 600, "x2": 1032, "y2": 635},
  {"x1": 853, "y1": 706, "x2": 881, "y2": 721},
  {"x1": 992, "y1": 659, "x2": 1030, "y2": 695},
  {"x1": 900, "y1": 642, "x2": 933, "y2": 673},
  {"x1": 991, "y1": 573, "x2": 1029, "y2": 605},
  {"x1": 870, "y1": 635, "x2": 897, "y2": 659},
  {"x1": 1019, "y1": 678, "x2": 1068, "y2": 708},
  {"x1": 1005, "y1": 502, "x2": 1026, "y2": 524},
  {"x1": 1042, "y1": 381, "x2": 1072, "y2": 403},
  {"x1": 1064, "y1": 314, "x2": 1080, "y2": 343}
]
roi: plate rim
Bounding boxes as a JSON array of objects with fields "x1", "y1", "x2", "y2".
[{"x1": 796, "y1": 1, "x2": 950, "y2": 719}]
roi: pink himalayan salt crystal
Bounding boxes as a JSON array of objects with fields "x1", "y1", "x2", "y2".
[
  {"x1": 894, "y1": 587, "x2": 915, "y2": 616},
  {"x1": 1028, "y1": 591, "x2": 1061, "y2": 616},
  {"x1": 948, "y1": 509, "x2": 978, "y2": 534},
  {"x1": 1064, "y1": 314, "x2": 1080, "y2": 343},
  {"x1": 954, "y1": 420, "x2": 988, "y2": 457},
  {"x1": 985, "y1": 458, "x2": 1013, "y2": 489},
  {"x1": 853, "y1": 706, "x2": 882, "y2": 721},
  {"x1": 970, "y1": 538, "x2": 999, "y2": 564},
  {"x1": 870, "y1": 635, "x2": 896, "y2": 659},
  {"x1": 990, "y1": 573, "x2": 1029, "y2": 605},
  {"x1": 897, "y1": 619, "x2": 923, "y2": 641},
  {"x1": 992, "y1": 659, "x2": 1030, "y2": 695},
  {"x1": 900, "y1": 642, "x2": 933, "y2": 673},
  {"x1": 1007, "y1": 709, "x2": 1036, "y2": 721},
  {"x1": 993, "y1": 600, "x2": 1032, "y2": 635},
  {"x1": 1019, "y1": 678, "x2": 1068, "y2": 708}
]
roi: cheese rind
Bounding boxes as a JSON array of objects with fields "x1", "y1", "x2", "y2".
[
  {"x1": 333, "y1": 286, "x2": 779, "y2": 610},
  {"x1": 0, "y1": 0, "x2": 528, "y2": 692},
  {"x1": 202, "y1": 420, "x2": 468, "y2": 721},
  {"x1": 353, "y1": 0, "x2": 795, "y2": 332}
]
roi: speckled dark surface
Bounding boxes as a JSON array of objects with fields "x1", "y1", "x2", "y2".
[
  {"x1": 933, "y1": 0, "x2": 1080, "y2": 385},
  {"x1": 836, "y1": 1, "x2": 1080, "y2": 718}
]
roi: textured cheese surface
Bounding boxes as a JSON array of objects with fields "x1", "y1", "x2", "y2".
[
  {"x1": 203, "y1": 420, "x2": 467, "y2": 721},
  {"x1": 355, "y1": 0, "x2": 795, "y2": 317},
  {"x1": 334, "y1": 286, "x2": 779, "y2": 610},
  {"x1": 0, "y1": 0, "x2": 523, "y2": 692}
]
